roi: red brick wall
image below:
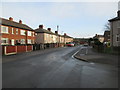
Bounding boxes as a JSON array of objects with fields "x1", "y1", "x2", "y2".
[
  {"x1": 1, "y1": 25, "x2": 35, "y2": 45},
  {"x1": 17, "y1": 45, "x2": 26, "y2": 53},
  {"x1": 27, "y1": 45, "x2": 33, "y2": 51},
  {"x1": 6, "y1": 46, "x2": 16, "y2": 53}
]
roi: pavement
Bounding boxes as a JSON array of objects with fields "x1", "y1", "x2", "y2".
[
  {"x1": 74, "y1": 46, "x2": 118, "y2": 67},
  {"x1": 2, "y1": 46, "x2": 118, "y2": 88}
]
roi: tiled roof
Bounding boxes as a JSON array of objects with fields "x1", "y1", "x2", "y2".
[
  {"x1": 0, "y1": 18, "x2": 33, "y2": 31},
  {"x1": 35, "y1": 28, "x2": 56, "y2": 35},
  {"x1": 61, "y1": 35, "x2": 73, "y2": 38}
]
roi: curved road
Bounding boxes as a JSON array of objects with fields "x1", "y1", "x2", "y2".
[{"x1": 2, "y1": 46, "x2": 118, "y2": 88}]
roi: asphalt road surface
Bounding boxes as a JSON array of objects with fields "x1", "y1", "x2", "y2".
[{"x1": 2, "y1": 46, "x2": 118, "y2": 88}]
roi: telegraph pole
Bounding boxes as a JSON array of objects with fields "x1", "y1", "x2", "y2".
[{"x1": 57, "y1": 25, "x2": 60, "y2": 47}]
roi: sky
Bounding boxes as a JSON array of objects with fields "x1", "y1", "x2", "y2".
[{"x1": 1, "y1": 1, "x2": 119, "y2": 38}]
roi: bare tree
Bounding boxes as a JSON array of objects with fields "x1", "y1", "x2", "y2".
[{"x1": 104, "y1": 22, "x2": 110, "y2": 31}]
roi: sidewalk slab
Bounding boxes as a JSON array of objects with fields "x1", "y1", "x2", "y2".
[{"x1": 74, "y1": 47, "x2": 118, "y2": 66}]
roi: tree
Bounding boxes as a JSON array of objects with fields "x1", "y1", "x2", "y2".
[
  {"x1": 88, "y1": 38, "x2": 93, "y2": 46},
  {"x1": 104, "y1": 22, "x2": 110, "y2": 31}
]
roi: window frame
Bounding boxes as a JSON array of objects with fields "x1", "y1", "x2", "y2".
[
  {"x1": 1, "y1": 26, "x2": 9, "y2": 34},
  {"x1": 1, "y1": 38, "x2": 9, "y2": 45},
  {"x1": 20, "y1": 30, "x2": 26, "y2": 35}
]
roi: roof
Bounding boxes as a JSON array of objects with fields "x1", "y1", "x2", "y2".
[
  {"x1": 108, "y1": 17, "x2": 120, "y2": 22},
  {"x1": 104, "y1": 31, "x2": 110, "y2": 34},
  {"x1": 104, "y1": 31, "x2": 110, "y2": 36},
  {"x1": 35, "y1": 28, "x2": 56, "y2": 35},
  {"x1": 61, "y1": 35, "x2": 73, "y2": 38},
  {"x1": 93, "y1": 35, "x2": 104, "y2": 39},
  {"x1": 0, "y1": 18, "x2": 33, "y2": 31}
]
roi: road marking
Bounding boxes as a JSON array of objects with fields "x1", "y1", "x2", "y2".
[
  {"x1": 71, "y1": 50, "x2": 79, "y2": 58},
  {"x1": 89, "y1": 62, "x2": 95, "y2": 64}
]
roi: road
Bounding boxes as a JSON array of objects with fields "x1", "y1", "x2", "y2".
[{"x1": 2, "y1": 46, "x2": 118, "y2": 88}]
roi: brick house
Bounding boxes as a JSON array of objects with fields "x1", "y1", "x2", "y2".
[
  {"x1": 1, "y1": 17, "x2": 35, "y2": 55},
  {"x1": 1, "y1": 17, "x2": 35, "y2": 45},
  {"x1": 109, "y1": 10, "x2": 120, "y2": 47}
]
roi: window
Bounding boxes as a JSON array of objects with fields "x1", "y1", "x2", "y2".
[
  {"x1": 116, "y1": 34, "x2": 120, "y2": 42},
  {"x1": 1, "y1": 38, "x2": 9, "y2": 45},
  {"x1": 20, "y1": 39, "x2": 25, "y2": 44},
  {"x1": 16, "y1": 29, "x2": 18, "y2": 34},
  {"x1": 1, "y1": 26, "x2": 8, "y2": 34},
  {"x1": 27, "y1": 39, "x2": 32, "y2": 44},
  {"x1": 20, "y1": 30, "x2": 26, "y2": 35},
  {"x1": 28, "y1": 31, "x2": 32, "y2": 36},
  {"x1": 12, "y1": 28, "x2": 14, "y2": 34}
]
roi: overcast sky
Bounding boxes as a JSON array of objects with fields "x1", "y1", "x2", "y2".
[{"x1": 1, "y1": 2, "x2": 118, "y2": 38}]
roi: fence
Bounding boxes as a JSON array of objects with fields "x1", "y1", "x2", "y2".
[
  {"x1": 2, "y1": 43, "x2": 65, "y2": 55},
  {"x1": 2, "y1": 45, "x2": 33, "y2": 55}
]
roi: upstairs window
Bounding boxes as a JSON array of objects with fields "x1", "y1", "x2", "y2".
[
  {"x1": 12, "y1": 28, "x2": 14, "y2": 34},
  {"x1": 16, "y1": 29, "x2": 18, "y2": 34},
  {"x1": 28, "y1": 31, "x2": 32, "y2": 36},
  {"x1": 1, "y1": 26, "x2": 9, "y2": 34},
  {"x1": 20, "y1": 30, "x2": 26, "y2": 35}
]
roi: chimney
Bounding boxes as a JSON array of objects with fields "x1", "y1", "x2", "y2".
[
  {"x1": 55, "y1": 31, "x2": 58, "y2": 34},
  {"x1": 9, "y1": 17, "x2": 13, "y2": 21},
  {"x1": 39, "y1": 25, "x2": 43, "y2": 29},
  {"x1": 47, "y1": 28, "x2": 51, "y2": 31},
  {"x1": 117, "y1": 10, "x2": 120, "y2": 17},
  {"x1": 64, "y1": 33, "x2": 67, "y2": 36},
  {"x1": 19, "y1": 20, "x2": 22, "y2": 24}
]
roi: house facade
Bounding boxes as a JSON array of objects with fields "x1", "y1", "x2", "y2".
[
  {"x1": 104, "y1": 31, "x2": 110, "y2": 43},
  {"x1": 1, "y1": 17, "x2": 35, "y2": 46},
  {"x1": 35, "y1": 25, "x2": 58, "y2": 44},
  {"x1": 109, "y1": 10, "x2": 120, "y2": 47},
  {"x1": 63, "y1": 33, "x2": 73, "y2": 44},
  {"x1": 35, "y1": 25, "x2": 73, "y2": 46},
  {"x1": 93, "y1": 34, "x2": 104, "y2": 43}
]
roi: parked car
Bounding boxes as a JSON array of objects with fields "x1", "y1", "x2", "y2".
[
  {"x1": 83, "y1": 43, "x2": 89, "y2": 47},
  {"x1": 66, "y1": 42, "x2": 75, "y2": 47}
]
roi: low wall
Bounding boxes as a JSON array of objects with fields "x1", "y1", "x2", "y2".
[{"x1": 2, "y1": 45, "x2": 33, "y2": 55}]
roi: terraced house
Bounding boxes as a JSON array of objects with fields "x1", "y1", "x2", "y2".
[
  {"x1": 35, "y1": 25, "x2": 57, "y2": 44},
  {"x1": 1, "y1": 17, "x2": 35, "y2": 45},
  {"x1": 63, "y1": 33, "x2": 73, "y2": 44},
  {"x1": 35, "y1": 25, "x2": 73, "y2": 48},
  {"x1": 1, "y1": 17, "x2": 35, "y2": 55}
]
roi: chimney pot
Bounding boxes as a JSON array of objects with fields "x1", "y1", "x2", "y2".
[
  {"x1": 64, "y1": 33, "x2": 67, "y2": 36},
  {"x1": 39, "y1": 25, "x2": 43, "y2": 29},
  {"x1": 19, "y1": 20, "x2": 22, "y2": 24},
  {"x1": 9, "y1": 17, "x2": 13, "y2": 21},
  {"x1": 48, "y1": 28, "x2": 51, "y2": 31},
  {"x1": 55, "y1": 31, "x2": 58, "y2": 34}
]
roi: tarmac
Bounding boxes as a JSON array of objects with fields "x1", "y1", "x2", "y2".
[{"x1": 74, "y1": 46, "x2": 119, "y2": 67}]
